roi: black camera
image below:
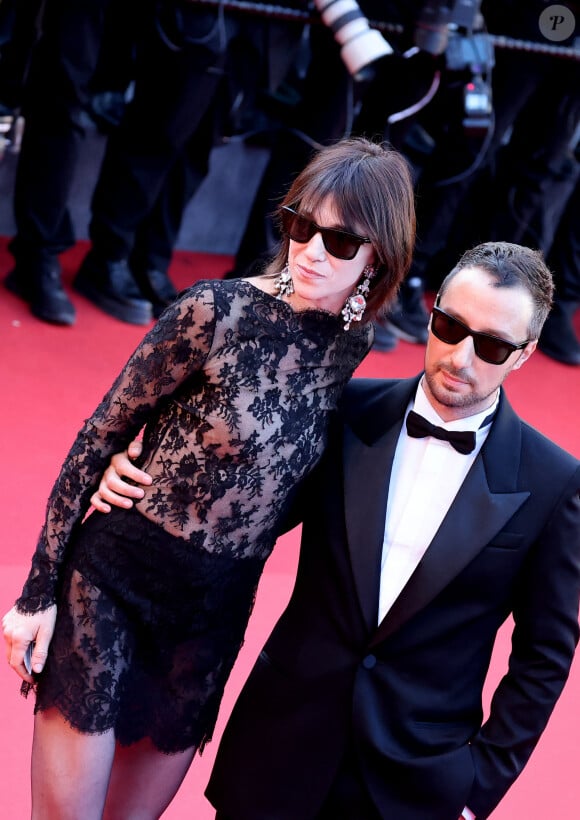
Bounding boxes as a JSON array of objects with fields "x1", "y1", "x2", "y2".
[
  {"x1": 414, "y1": 0, "x2": 483, "y2": 56},
  {"x1": 415, "y1": 1, "x2": 493, "y2": 136},
  {"x1": 447, "y1": 28, "x2": 493, "y2": 136}
]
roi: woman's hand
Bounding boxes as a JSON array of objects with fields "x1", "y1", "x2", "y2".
[
  {"x1": 2, "y1": 604, "x2": 57, "y2": 682},
  {"x1": 90, "y1": 439, "x2": 152, "y2": 512}
]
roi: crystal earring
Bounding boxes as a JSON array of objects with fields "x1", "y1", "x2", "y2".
[
  {"x1": 274, "y1": 263, "x2": 294, "y2": 299},
  {"x1": 342, "y1": 265, "x2": 375, "y2": 331}
]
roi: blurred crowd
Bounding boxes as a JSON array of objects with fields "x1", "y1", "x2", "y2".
[{"x1": 0, "y1": 0, "x2": 579, "y2": 365}]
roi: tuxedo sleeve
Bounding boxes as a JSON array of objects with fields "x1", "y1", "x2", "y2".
[{"x1": 467, "y1": 465, "x2": 580, "y2": 818}]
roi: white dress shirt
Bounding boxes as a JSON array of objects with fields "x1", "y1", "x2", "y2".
[
  {"x1": 378, "y1": 381, "x2": 498, "y2": 621},
  {"x1": 378, "y1": 380, "x2": 498, "y2": 820}
]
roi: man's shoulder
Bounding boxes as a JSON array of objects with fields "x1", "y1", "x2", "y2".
[
  {"x1": 338, "y1": 375, "x2": 420, "y2": 437},
  {"x1": 488, "y1": 393, "x2": 579, "y2": 484},
  {"x1": 342, "y1": 375, "x2": 419, "y2": 406},
  {"x1": 494, "y1": 392, "x2": 579, "y2": 487},
  {"x1": 519, "y1": 418, "x2": 580, "y2": 475}
]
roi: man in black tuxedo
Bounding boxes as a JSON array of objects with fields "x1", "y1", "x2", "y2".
[{"x1": 92, "y1": 241, "x2": 580, "y2": 820}]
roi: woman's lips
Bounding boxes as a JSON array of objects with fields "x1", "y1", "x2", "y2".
[{"x1": 296, "y1": 264, "x2": 325, "y2": 281}]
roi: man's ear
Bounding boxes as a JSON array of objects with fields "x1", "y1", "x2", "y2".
[{"x1": 512, "y1": 340, "x2": 537, "y2": 370}]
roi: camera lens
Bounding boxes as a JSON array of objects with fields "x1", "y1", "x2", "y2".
[{"x1": 314, "y1": 0, "x2": 393, "y2": 79}]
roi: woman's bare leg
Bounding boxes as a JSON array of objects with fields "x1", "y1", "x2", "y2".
[
  {"x1": 31, "y1": 708, "x2": 116, "y2": 820},
  {"x1": 104, "y1": 738, "x2": 196, "y2": 819}
]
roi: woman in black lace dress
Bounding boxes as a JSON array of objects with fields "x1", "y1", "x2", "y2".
[{"x1": 3, "y1": 137, "x2": 416, "y2": 818}]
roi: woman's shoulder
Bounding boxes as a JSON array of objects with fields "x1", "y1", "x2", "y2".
[
  {"x1": 161, "y1": 277, "x2": 275, "y2": 329},
  {"x1": 169, "y1": 278, "x2": 240, "y2": 312},
  {"x1": 177, "y1": 276, "x2": 272, "y2": 301},
  {"x1": 180, "y1": 276, "x2": 280, "y2": 311}
]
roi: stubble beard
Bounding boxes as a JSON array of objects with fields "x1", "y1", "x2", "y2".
[{"x1": 423, "y1": 365, "x2": 497, "y2": 414}]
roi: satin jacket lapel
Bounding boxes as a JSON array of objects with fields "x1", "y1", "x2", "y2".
[
  {"x1": 370, "y1": 391, "x2": 531, "y2": 646},
  {"x1": 343, "y1": 423, "x2": 400, "y2": 630},
  {"x1": 342, "y1": 377, "x2": 419, "y2": 632}
]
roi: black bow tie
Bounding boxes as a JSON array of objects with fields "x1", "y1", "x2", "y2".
[{"x1": 405, "y1": 410, "x2": 476, "y2": 454}]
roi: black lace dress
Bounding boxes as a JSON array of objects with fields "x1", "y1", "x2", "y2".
[{"x1": 16, "y1": 278, "x2": 372, "y2": 753}]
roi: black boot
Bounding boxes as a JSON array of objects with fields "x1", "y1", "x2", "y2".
[
  {"x1": 0, "y1": 102, "x2": 15, "y2": 136},
  {"x1": 384, "y1": 276, "x2": 430, "y2": 344},
  {"x1": 5, "y1": 256, "x2": 76, "y2": 326},
  {"x1": 133, "y1": 267, "x2": 179, "y2": 318},
  {"x1": 372, "y1": 321, "x2": 398, "y2": 353},
  {"x1": 538, "y1": 300, "x2": 580, "y2": 366},
  {"x1": 73, "y1": 250, "x2": 153, "y2": 325}
]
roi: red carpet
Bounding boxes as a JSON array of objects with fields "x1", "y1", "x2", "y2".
[{"x1": 1, "y1": 238, "x2": 579, "y2": 817}]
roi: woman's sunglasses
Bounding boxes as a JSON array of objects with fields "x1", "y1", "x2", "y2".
[
  {"x1": 280, "y1": 206, "x2": 371, "y2": 261},
  {"x1": 431, "y1": 306, "x2": 531, "y2": 365}
]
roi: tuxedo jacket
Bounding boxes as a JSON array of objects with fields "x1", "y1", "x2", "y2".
[{"x1": 207, "y1": 376, "x2": 580, "y2": 820}]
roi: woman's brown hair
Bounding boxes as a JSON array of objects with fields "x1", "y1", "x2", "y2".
[{"x1": 265, "y1": 137, "x2": 416, "y2": 322}]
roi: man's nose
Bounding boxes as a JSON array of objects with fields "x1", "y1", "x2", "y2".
[{"x1": 449, "y1": 335, "x2": 476, "y2": 367}]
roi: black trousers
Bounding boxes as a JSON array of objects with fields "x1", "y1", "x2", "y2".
[
  {"x1": 10, "y1": 0, "x2": 115, "y2": 263},
  {"x1": 547, "y1": 174, "x2": 580, "y2": 303},
  {"x1": 314, "y1": 751, "x2": 383, "y2": 820},
  {"x1": 214, "y1": 746, "x2": 382, "y2": 820},
  {"x1": 9, "y1": 0, "x2": 225, "y2": 274},
  {"x1": 87, "y1": 5, "x2": 305, "y2": 266},
  {"x1": 86, "y1": 4, "x2": 227, "y2": 262},
  {"x1": 9, "y1": 1, "x2": 253, "y2": 268}
]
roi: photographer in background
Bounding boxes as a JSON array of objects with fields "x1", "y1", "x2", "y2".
[
  {"x1": 3, "y1": 0, "x2": 310, "y2": 326},
  {"x1": 365, "y1": 0, "x2": 494, "y2": 346},
  {"x1": 2, "y1": 0, "x2": 140, "y2": 326},
  {"x1": 227, "y1": 1, "x2": 492, "y2": 352},
  {"x1": 401, "y1": 0, "x2": 580, "y2": 353}
]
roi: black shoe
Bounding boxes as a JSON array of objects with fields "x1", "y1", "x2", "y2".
[
  {"x1": 538, "y1": 301, "x2": 580, "y2": 366},
  {"x1": 88, "y1": 90, "x2": 127, "y2": 134},
  {"x1": 372, "y1": 321, "x2": 398, "y2": 353},
  {"x1": 384, "y1": 277, "x2": 429, "y2": 344},
  {"x1": 0, "y1": 102, "x2": 15, "y2": 135},
  {"x1": 134, "y1": 268, "x2": 178, "y2": 318},
  {"x1": 73, "y1": 251, "x2": 153, "y2": 325},
  {"x1": 5, "y1": 260, "x2": 76, "y2": 326}
]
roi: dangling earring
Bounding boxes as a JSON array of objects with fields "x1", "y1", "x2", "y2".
[
  {"x1": 274, "y1": 263, "x2": 294, "y2": 299},
  {"x1": 342, "y1": 265, "x2": 375, "y2": 331}
]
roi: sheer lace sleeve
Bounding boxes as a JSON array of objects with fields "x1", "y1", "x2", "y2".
[{"x1": 16, "y1": 283, "x2": 218, "y2": 613}]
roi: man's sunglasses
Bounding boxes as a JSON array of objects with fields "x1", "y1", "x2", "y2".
[
  {"x1": 431, "y1": 306, "x2": 531, "y2": 365},
  {"x1": 280, "y1": 206, "x2": 371, "y2": 261}
]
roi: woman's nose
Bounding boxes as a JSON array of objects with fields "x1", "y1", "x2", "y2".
[{"x1": 304, "y1": 231, "x2": 326, "y2": 259}]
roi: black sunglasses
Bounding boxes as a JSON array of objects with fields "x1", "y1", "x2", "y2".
[
  {"x1": 431, "y1": 306, "x2": 530, "y2": 365},
  {"x1": 280, "y1": 206, "x2": 371, "y2": 261}
]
